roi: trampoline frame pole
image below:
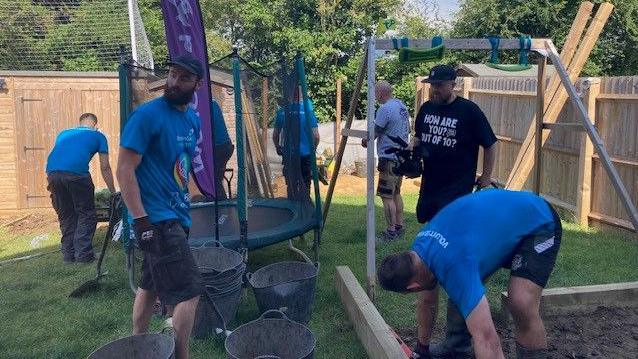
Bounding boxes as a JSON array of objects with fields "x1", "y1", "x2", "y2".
[
  {"x1": 295, "y1": 54, "x2": 323, "y2": 262},
  {"x1": 118, "y1": 53, "x2": 137, "y2": 295},
  {"x1": 232, "y1": 50, "x2": 248, "y2": 250}
]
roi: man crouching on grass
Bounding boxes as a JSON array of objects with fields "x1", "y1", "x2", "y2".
[{"x1": 378, "y1": 189, "x2": 562, "y2": 359}]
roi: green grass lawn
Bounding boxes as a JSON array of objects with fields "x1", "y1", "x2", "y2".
[{"x1": 1, "y1": 194, "x2": 637, "y2": 358}]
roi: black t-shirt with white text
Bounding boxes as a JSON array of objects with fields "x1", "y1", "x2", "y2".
[{"x1": 415, "y1": 96, "x2": 497, "y2": 200}]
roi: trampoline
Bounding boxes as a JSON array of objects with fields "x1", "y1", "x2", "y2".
[
  {"x1": 117, "y1": 51, "x2": 322, "y2": 270},
  {"x1": 189, "y1": 199, "x2": 317, "y2": 250}
]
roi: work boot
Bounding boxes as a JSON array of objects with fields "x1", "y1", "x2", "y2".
[
  {"x1": 516, "y1": 343, "x2": 548, "y2": 359},
  {"x1": 430, "y1": 300, "x2": 473, "y2": 358},
  {"x1": 429, "y1": 343, "x2": 472, "y2": 359}
]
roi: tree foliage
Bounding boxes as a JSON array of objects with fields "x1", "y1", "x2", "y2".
[
  {"x1": 451, "y1": 0, "x2": 638, "y2": 76},
  {"x1": 0, "y1": 0, "x2": 132, "y2": 71},
  {"x1": 3, "y1": 0, "x2": 638, "y2": 121}
]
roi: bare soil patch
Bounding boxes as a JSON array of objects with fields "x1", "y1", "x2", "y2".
[{"x1": 398, "y1": 306, "x2": 638, "y2": 358}]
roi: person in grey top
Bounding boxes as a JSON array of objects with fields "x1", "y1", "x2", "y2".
[{"x1": 362, "y1": 80, "x2": 410, "y2": 242}]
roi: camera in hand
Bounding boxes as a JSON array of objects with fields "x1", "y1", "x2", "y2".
[{"x1": 384, "y1": 135, "x2": 426, "y2": 179}]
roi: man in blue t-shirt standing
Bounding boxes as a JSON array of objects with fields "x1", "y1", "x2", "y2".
[
  {"x1": 272, "y1": 81, "x2": 319, "y2": 200},
  {"x1": 378, "y1": 190, "x2": 562, "y2": 359},
  {"x1": 46, "y1": 113, "x2": 116, "y2": 263},
  {"x1": 117, "y1": 55, "x2": 204, "y2": 359},
  {"x1": 211, "y1": 99, "x2": 234, "y2": 199}
]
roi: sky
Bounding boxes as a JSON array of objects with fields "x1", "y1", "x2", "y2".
[
  {"x1": 403, "y1": 0, "x2": 461, "y2": 21},
  {"x1": 436, "y1": 0, "x2": 460, "y2": 18}
]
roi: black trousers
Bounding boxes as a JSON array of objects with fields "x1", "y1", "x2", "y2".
[
  {"x1": 47, "y1": 171, "x2": 97, "y2": 261},
  {"x1": 283, "y1": 155, "x2": 312, "y2": 201}
]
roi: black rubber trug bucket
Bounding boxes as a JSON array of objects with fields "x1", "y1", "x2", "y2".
[
  {"x1": 249, "y1": 261, "x2": 318, "y2": 324},
  {"x1": 225, "y1": 310, "x2": 315, "y2": 359},
  {"x1": 192, "y1": 283, "x2": 243, "y2": 338},
  {"x1": 87, "y1": 333, "x2": 174, "y2": 359},
  {"x1": 191, "y1": 246, "x2": 243, "y2": 274},
  {"x1": 191, "y1": 243, "x2": 246, "y2": 338}
]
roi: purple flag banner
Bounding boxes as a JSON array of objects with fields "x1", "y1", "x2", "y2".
[{"x1": 160, "y1": 0, "x2": 215, "y2": 197}]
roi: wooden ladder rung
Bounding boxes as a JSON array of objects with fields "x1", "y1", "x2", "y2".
[{"x1": 541, "y1": 122, "x2": 585, "y2": 131}]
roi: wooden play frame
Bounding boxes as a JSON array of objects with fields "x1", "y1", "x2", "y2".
[{"x1": 323, "y1": 2, "x2": 636, "y2": 300}]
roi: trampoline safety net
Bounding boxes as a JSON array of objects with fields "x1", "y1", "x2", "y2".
[{"x1": 121, "y1": 55, "x2": 322, "y2": 251}]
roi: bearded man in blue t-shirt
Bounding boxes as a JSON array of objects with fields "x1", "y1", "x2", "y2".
[
  {"x1": 117, "y1": 55, "x2": 205, "y2": 359},
  {"x1": 378, "y1": 190, "x2": 562, "y2": 359}
]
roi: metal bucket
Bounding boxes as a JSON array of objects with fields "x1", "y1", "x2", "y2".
[
  {"x1": 87, "y1": 333, "x2": 174, "y2": 359},
  {"x1": 225, "y1": 310, "x2": 315, "y2": 359},
  {"x1": 248, "y1": 261, "x2": 319, "y2": 324}
]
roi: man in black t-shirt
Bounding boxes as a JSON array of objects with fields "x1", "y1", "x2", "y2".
[{"x1": 411, "y1": 64, "x2": 497, "y2": 359}]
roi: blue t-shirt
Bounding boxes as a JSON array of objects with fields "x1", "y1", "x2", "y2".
[
  {"x1": 211, "y1": 100, "x2": 231, "y2": 145},
  {"x1": 274, "y1": 99, "x2": 319, "y2": 157},
  {"x1": 411, "y1": 189, "x2": 556, "y2": 318},
  {"x1": 46, "y1": 126, "x2": 108, "y2": 175},
  {"x1": 121, "y1": 97, "x2": 201, "y2": 228}
]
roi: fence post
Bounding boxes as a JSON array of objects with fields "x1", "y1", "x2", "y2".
[
  {"x1": 576, "y1": 77, "x2": 601, "y2": 227},
  {"x1": 414, "y1": 78, "x2": 422, "y2": 120},
  {"x1": 335, "y1": 77, "x2": 342, "y2": 155},
  {"x1": 461, "y1": 77, "x2": 472, "y2": 99},
  {"x1": 414, "y1": 76, "x2": 429, "y2": 118}
]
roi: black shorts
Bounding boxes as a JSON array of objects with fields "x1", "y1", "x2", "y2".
[
  {"x1": 139, "y1": 220, "x2": 203, "y2": 305},
  {"x1": 508, "y1": 201, "x2": 562, "y2": 288}
]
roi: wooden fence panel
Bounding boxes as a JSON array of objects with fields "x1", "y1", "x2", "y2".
[
  {"x1": 590, "y1": 77, "x2": 638, "y2": 226},
  {"x1": 83, "y1": 90, "x2": 121, "y2": 191},
  {"x1": 416, "y1": 75, "x2": 638, "y2": 231},
  {"x1": 0, "y1": 77, "x2": 19, "y2": 209}
]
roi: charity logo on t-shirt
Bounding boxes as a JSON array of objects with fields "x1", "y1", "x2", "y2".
[{"x1": 173, "y1": 152, "x2": 191, "y2": 191}]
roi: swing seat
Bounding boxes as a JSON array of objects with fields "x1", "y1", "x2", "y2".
[
  {"x1": 398, "y1": 45, "x2": 445, "y2": 64},
  {"x1": 486, "y1": 63, "x2": 532, "y2": 72}
]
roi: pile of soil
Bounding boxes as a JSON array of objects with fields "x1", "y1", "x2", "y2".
[
  {"x1": 1, "y1": 212, "x2": 59, "y2": 235},
  {"x1": 319, "y1": 173, "x2": 420, "y2": 197},
  {"x1": 398, "y1": 306, "x2": 638, "y2": 358}
]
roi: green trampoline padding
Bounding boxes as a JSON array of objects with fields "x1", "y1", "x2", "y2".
[{"x1": 188, "y1": 198, "x2": 318, "y2": 250}]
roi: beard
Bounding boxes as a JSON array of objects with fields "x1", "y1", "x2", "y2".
[
  {"x1": 164, "y1": 86, "x2": 195, "y2": 106},
  {"x1": 430, "y1": 92, "x2": 452, "y2": 105}
]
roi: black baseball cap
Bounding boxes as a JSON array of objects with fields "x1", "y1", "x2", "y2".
[
  {"x1": 168, "y1": 54, "x2": 204, "y2": 79},
  {"x1": 422, "y1": 64, "x2": 457, "y2": 83}
]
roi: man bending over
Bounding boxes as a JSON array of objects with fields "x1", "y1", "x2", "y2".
[{"x1": 378, "y1": 189, "x2": 561, "y2": 359}]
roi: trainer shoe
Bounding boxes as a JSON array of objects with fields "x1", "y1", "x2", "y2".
[{"x1": 376, "y1": 229, "x2": 398, "y2": 243}]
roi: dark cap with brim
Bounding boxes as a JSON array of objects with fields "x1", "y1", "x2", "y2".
[
  {"x1": 422, "y1": 64, "x2": 457, "y2": 83},
  {"x1": 168, "y1": 54, "x2": 205, "y2": 79}
]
